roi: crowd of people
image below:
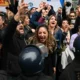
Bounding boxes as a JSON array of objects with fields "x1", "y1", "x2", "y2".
[{"x1": 0, "y1": 0, "x2": 80, "y2": 80}]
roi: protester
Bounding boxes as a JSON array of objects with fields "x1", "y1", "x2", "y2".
[
  {"x1": 68, "y1": 12, "x2": 76, "y2": 33},
  {"x1": 69, "y1": 26, "x2": 80, "y2": 51},
  {"x1": 20, "y1": 14, "x2": 35, "y2": 43},
  {"x1": 0, "y1": 0, "x2": 80, "y2": 80},
  {"x1": 27, "y1": 24, "x2": 57, "y2": 78},
  {"x1": 30, "y1": 2, "x2": 55, "y2": 29},
  {"x1": 0, "y1": 2, "x2": 28, "y2": 80},
  {"x1": 28, "y1": 7, "x2": 37, "y2": 18},
  {"x1": 61, "y1": 19, "x2": 71, "y2": 48},
  {"x1": 48, "y1": 15, "x2": 62, "y2": 49},
  {"x1": 56, "y1": 7, "x2": 62, "y2": 27},
  {"x1": 48, "y1": 14, "x2": 63, "y2": 80},
  {"x1": 59, "y1": 35, "x2": 80, "y2": 80},
  {"x1": 72, "y1": 6, "x2": 80, "y2": 34}
]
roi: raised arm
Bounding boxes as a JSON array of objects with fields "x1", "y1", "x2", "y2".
[{"x1": 0, "y1": 2, "x2": 28, "y2": 44}]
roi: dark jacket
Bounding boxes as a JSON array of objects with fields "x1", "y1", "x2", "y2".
[
  {"x1": 5, "y1": 33, "x2": 26, "y2": 75},
  {"x1": 57, "y1": 13, "x2": 62, "y2": 27},
  {"x1": 59, "y1": 57, "x2": 80, "y2": 80},
  {"x1": 62, "y1": 6, "x2": 67, "y2": 20},
  {"x1": 72, "y1": 16, "x2": 80, "y2": 34},
  {"x1": 15, "y1": 73, "x2": 53, "y2": 80},
  {"x1": 30, "y1": 11, "x2": 41, "y2": 29},
  {"x1": 27, "y1": 38, "x2": 57, "y2": 77},
  {"x1": 43, "y1": 51, "x2": 57, "y2": 77},
  {"x1": 0, "y1": 18, "x2": 26, "y2": 76},
  {"x1": 0, "y1": 72, "x2": 53, "y2": 80}
]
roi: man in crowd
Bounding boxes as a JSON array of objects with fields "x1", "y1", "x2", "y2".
[{"x1": 59, "y1": 35, "x2": 80, "y2": 80}]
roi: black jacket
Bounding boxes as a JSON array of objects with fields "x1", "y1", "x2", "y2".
[
  {"x1": 0, "y1": 72, "x2": 53, "y2": 80},
  {"x1": 0, "y1": 18, "x2": 26, "y2": 75},
  {"x1": 15, "y1": 73, "x2": 53, "y2": 80},
  {"x1": 59, "y1": 58, "x2": 80, "y2": 80},
  {"x1": 42, "y1": 51, "x2": 57, "y2": 77}
]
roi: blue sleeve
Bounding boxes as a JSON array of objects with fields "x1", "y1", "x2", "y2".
[
  {"x1": 30, "y1": 11, "x2": 41, "y2": 29},
  {"x1": 55, "y1": 29, "x2": 62, "y2": 49}
]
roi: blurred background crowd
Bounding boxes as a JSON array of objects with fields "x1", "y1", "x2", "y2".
[{"x1": 0, "y1": 0, "x2": 80, "y2": 80}]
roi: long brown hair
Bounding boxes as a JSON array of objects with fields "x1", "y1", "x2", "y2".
[
  {"x1": 31, "y1": 24, "x2": 57, "y2": 53},
  {"x1": 48, "y1": 15, "x2": 57, "y2": 27}
]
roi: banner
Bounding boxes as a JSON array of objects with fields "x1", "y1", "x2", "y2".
[
  {"x1": 60, "y1": 0, "x2": 64, "y2": 6},
  {"x1": 0, "y1": 0, "x2": 9, "y2": 6}
]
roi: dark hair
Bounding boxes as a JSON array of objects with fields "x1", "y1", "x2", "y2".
[
  {"x1": 30, "y1": 7, "x2": 36, "y2": 10},
  {"x1": 66, "y1": 1, "x2": 71, "y2": 7},
  {"x1": 62, "y1": 19, "x2": 69, "y2": 24},
  {"x1": 70, "y1": 7, "x2": 74, "y2": 12},
  {"x1": 37, "y1": 24, "x2": 48, "y2": 31},
  {"x1": 33, "y1": 24, "x2": 57, "y2": 53},
  {"x1": 0, "y1": 12, "x2": 8, "y2": 27},
  {"x1": 48, "y1": 15, "x2": 57, "y2": 24}
]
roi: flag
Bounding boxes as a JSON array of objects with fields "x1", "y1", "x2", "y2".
[
  {"x1": 0, "y1": 0, "x2": 9, "y2": 6},
  {"x1": 60, "y1": 0, "x2": 64, "y2": 6}
]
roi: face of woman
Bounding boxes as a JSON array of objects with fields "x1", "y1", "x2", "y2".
[
  {"x1": 49, "y1": 16, "x2": 57, "y2": 28},
  {"x1": 24, "y1": 16, "x2": 30, "y2": 26},
  {"x1": 37, "y1": 27, "x2": 48, "y2": 43}
]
